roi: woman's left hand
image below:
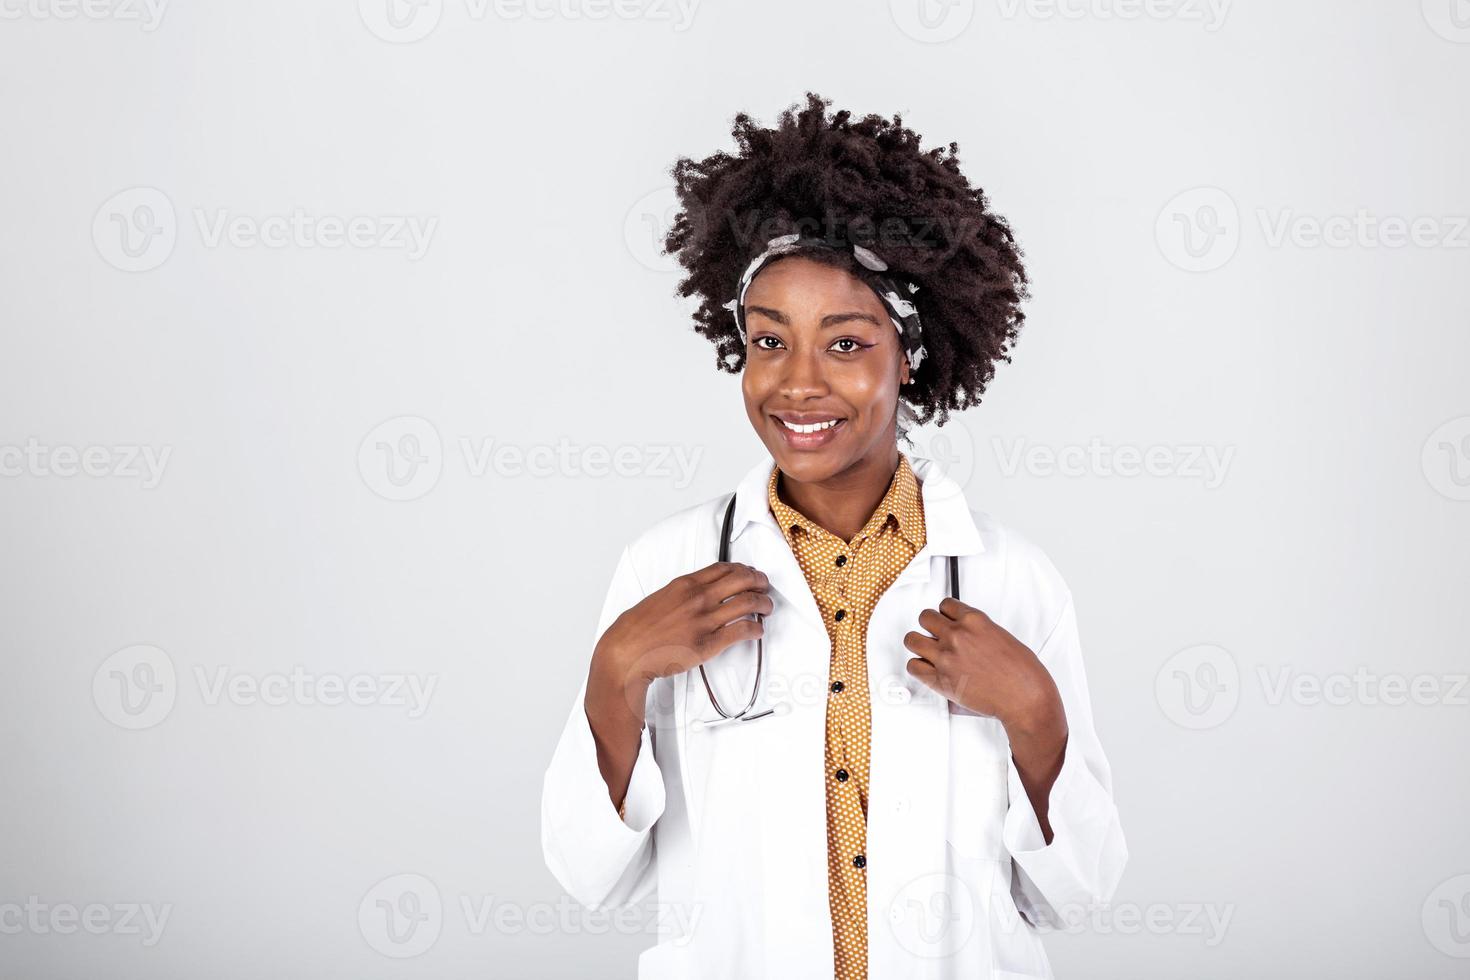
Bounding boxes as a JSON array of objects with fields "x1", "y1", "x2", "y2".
[
  {"x1": 902, "y1": 597, "x2": 1060, "y2": 733},
  {"x1": 904, "y1": 597, "x2": 1070, "y2": 842}
]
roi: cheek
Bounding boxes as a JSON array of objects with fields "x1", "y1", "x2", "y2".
[
  {"x1": 840, "y1": 365, "x2": 898, "y2": 421},
  {"x1": 741, "y1": 364, "x2": 769, "y2": 416}
]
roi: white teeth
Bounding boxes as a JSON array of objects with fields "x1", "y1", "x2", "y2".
[{"x1": 780, "y1": 418, "x2": 841, "y2": 434}]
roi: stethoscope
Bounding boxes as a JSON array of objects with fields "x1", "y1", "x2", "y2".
[{"x1": 693, "y1": 491, "x2": 962, "y2": 730}]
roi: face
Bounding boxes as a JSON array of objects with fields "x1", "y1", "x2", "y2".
[{"x1": 740, "y1": 255, "x2": 907, "y2": 484}]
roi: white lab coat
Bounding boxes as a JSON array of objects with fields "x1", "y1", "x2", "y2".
[{"x1": 541, "y1": 451, "x2": 1127, "y2": 979}]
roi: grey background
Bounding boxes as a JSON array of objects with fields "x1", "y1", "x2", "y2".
[{"x1": 2, "y1": 1, "x2": 1469, "y2": 977}]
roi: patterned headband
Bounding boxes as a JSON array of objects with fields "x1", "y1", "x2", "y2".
[{"x1": 722, "y1": 233, "x2": 927, "y2": 377}]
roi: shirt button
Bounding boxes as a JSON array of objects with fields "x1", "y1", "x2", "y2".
[
  {"x1": 830, "y1": 681, "x2": 844, "y2": 693},
  {"x1": 834, "y1": 609, "x2": 846, "y2": 622},
  {"x1": 853, "y1": 854, "x2": 866, "y2": 869},
  {"x1": 835, "y1": 555, "x2": 846, "y2": 567},
  {"x1": 834, "y1": 768, "x2": 849, "y2": 782}
]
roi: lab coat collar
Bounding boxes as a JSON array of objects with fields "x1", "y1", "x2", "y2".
[{"x1": 729, "y1": 448, "x2": 985, "y2": 560}]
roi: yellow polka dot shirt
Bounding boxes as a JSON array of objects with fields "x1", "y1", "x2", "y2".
[{"x1": 767, "y1": 454, "x2": 926, "y2": 980}]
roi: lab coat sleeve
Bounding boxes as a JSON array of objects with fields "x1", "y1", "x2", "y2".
[
  {"x1": 540, "y1": 545, "x2": 667, "y2": 911},
  {"x1": 1002, "y1": 593, "x2": 1128, "y2": 926}
]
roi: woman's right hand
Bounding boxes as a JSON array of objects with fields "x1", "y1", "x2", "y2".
[
  {"x1": 582, "y1": 562, "x2": 771, "y2": 812},
  {"x1": 592, "y1": 561, "x2": 772, "y2": 701}
]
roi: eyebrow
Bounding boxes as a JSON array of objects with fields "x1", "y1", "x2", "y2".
[{"x1": 744, "y1": 306, "x2": 883, "y2": 329}]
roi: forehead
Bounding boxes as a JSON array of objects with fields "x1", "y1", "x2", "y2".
[{"x1": 743, "y1": 255, "x2": 885, "y2": 313}]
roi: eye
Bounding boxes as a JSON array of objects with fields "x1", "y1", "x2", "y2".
[
  {"x1": 829, "y1": 338, "x2": 870, "y2": 353},
  {"x1": 752, "y1": 335, "x2": 784, "y2": 351}
]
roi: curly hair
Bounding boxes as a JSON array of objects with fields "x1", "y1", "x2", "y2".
[{"x1": 662, "y1": 92, "x2": 1030, "y2": 429}]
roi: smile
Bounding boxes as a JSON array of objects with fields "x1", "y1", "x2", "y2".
[{"x1": 772, "y1": 415, "x2": 846, "y2": 449}]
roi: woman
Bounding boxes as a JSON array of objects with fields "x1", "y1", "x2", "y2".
[{"x1": 542, "y1": 93, "x2": 1127, "y2": 980}]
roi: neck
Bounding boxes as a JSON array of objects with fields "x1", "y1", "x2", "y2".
[{"x1": 777, "y1": 445, "x2": 902, "y2": 542}]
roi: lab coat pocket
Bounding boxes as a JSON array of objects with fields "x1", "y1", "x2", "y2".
[{"x1": 945, "y1": 705, "x2": 1010, "y2": 861}]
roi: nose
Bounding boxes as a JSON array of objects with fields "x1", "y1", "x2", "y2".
[{"x1": 779, "y1": 345, "x2": 829, "y2": 400}]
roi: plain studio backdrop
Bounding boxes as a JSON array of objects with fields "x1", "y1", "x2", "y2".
[{"x1": 2, "y1": 1, "x2": 1468, "y2": 978}]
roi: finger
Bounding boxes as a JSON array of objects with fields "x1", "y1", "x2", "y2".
[
  {"x1": 902, "y1": 629, "x2": 942, "y2": 660},
  {"x1": 706, "y1": 563, "x2": 770, "y2": 600},
  {"x1": 705, "y1": 615, "x2": 763, "y2": 660},
  {"x1": 938, "y1": 596, "x2": 982, "y2": 622},
  {"x1": 905, "y1": 655, "x2": 941, "y2": 689},
  {"x1": 916, "y1": 607, "x2": 952, "y2": 639},
  {"x1": 711, "y1": 589, "x2": 774, "y2": 626},
  {"x1": 691, "y1": 562, "x2": 768, "y2": 591}
]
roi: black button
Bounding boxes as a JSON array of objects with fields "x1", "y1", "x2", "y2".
[
  {"x1": 835, "y1": 555, "x2": 847, "y2": 567},
  {"x1": 835, "y1": 768, "x2": 849, "y2": 782},
  {"x1": 830, "y1": 681, "x2": 844, "y2": 693},
  {"x1": 834, "y1": 609, "x2": 846, "y2": 621},
  {"x1": 853, "y1": 854, "x2": 866, "y2": 869}
]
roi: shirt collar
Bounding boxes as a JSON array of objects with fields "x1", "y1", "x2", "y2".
[{"x1": 766, "y1": 453, "x2": 924, "y2": 550}]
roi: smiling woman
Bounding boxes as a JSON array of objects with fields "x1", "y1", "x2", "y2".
[{"x1": 541, "y1": 92, "x2": 1127, "y2": 980}]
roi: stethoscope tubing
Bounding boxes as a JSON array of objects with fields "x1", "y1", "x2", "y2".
[{"x1": 696, "y1": 489, "x2": 960, "y2": 729}]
